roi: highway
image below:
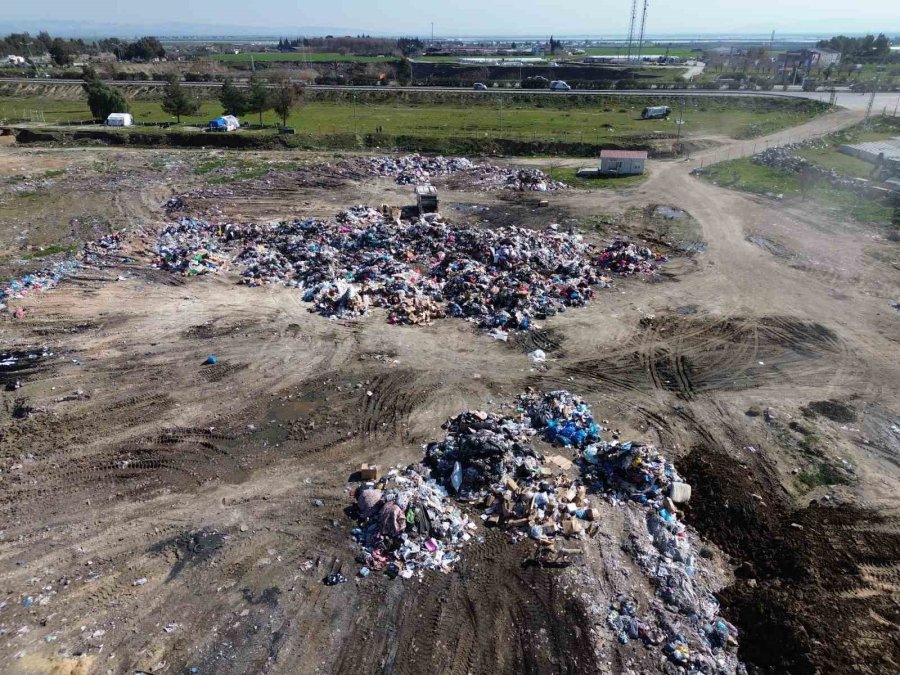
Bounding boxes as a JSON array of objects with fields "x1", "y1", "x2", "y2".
[{"x1": 1, "y1": 77, "x2": 898, "y2": 113}]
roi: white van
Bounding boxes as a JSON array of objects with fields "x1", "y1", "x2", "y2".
[{"x1": 549, "y1": 80, "x2": 571, "y2": 91}]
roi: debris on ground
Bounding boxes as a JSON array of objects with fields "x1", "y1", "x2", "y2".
[
  {"x1": 152, "y1": 208, "x2": 665, "y2": 332},
  {"x1": 369, "y1": 389, "x2": 745, "y2": 674},
  {"x1": 348, "y1": 465, "x2": 477, "y2": 579},
  {"x1": 467, "y1": 166, "x2": 571, "y2": 192},
  {"x1": 355, "y1": 154, "x2": 477, "y2": 185}
]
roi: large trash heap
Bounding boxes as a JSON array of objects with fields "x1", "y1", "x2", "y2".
[
  {"x1": 348, "y1": 390, "x2": 742, "y2": 674},
  {"x1": 342, "y1": 154, "x2": 570, "y2": 191},
  {"x1": 154, "y1": 207, "x2": 663, "y2": 331}
]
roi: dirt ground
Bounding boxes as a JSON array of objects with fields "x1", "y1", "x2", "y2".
[{"x1": 1, "y1": 106, "x2": 899, "y2": 675}]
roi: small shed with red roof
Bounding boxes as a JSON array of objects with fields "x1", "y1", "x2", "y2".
[{"x1": 600, "y1": 149, "x2": 647, "y2": 175}]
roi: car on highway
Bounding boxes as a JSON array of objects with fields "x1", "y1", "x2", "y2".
[
  {"x1": 473, "y1": 82, "x2": 488, "y2": 91},
  {"x1": 549, "y1": 80, "x2": 571, "y2": 91}
]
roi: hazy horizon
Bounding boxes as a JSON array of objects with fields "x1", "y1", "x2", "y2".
[{"x1": 1, "y1": 1, "x2": 898, "y2": 40}]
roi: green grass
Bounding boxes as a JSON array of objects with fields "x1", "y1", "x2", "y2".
[
  {"x1": 209, "y1": 52, "x2": 396, "y2": 63},
  {"x1": 794, "y1": 146, "x2": 877, "y2": 179},
  {"x1": 547, "y1": 166, "x2": 648, "y2": 189},
  {"x1": 21, "y1": 244, "x2": 76, "y2": 259},
  {"x1": 702, "y1": 157, "x2": 894, "y2": 224},
  {"x1": 0, "y1": 95, "x2": 825, "y2": 144},
  {"x1": 797, "y1": 462, "x2": 850, "y2": 489}
]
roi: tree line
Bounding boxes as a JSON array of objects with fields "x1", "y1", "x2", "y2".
[
  {"x1": 276, "y1": 36, "x2": 424, "y2": 57},
  {"x1": 0, "y1": 31, "x2": 165, "y2": 65},
  {"x1": 81, "y1": 70, "x2": 302, "y2": 127},
  {"x1": 816, "y1": 34, "x2": 893, "y2": 63}
]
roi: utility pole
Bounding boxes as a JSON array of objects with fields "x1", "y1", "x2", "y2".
[
  {"x1": 636, "y1": 0, "x2": 650, "y2": 63},
  {"x1": 864, "y1": 82, "x2": 877, "y2": 126},
  {"x1": 431, "y1": 22, "x2": 434, "y2": 47},
  {"x1": 499, "y1": 97, "x2": 503, "y2": 134},
  {"x1": 625, "y1": 0, "x2": 638, "y2": 62}
]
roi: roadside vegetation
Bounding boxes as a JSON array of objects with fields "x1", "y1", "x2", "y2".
[{"x1": 700, "y1": 117, "x2": 899, "y2": 226}]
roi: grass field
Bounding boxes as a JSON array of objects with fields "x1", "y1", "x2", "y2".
[
  {"x1": 210, "y1": 52, "x2": 397, "y2": 63},
  {"x1": 547, "y1": 166, "x2": 648, "y2": 189},
  {"x1": 579, "y1": 46, "x2": 696, "y2": 59},
  {"x1": 0, "y1": 95, "x2": 825, "y2": 144},
  {"x1": 701, "y1": 157, "x2": 893, "y2": 224}
]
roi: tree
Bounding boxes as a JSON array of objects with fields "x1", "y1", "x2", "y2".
[
  {"x1": 396, "y1": 57, "x2": 412, "y2": 85},
  {"x1": 160, "y1": 75, "x2": 199, "y2": 123},
  {"x1": 246, "y1": 74, "x2": 271, "y2": 125},
  {"x1": 49, "y1": 38, "x2": 75, "y2": 66},
  {"x1": 271, "y1": 80, "x2": 300, "y2": 126},
  {"x1": 123, "y1": 36, "x2": 165, "y2": 62},
  {"x1": 219, "y1": 77, "x2": 249, "y2": 116},
  {"x1": 82, "y1": 69, "x2": 129, "y2": 120}
]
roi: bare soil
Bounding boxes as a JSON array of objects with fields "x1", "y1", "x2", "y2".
[{"x1": 0, "y1": 107, "x2": 899, "y2": 674}]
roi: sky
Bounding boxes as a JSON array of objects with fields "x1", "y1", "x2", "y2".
[{"x1": 2, "y1": 0, "x2": 898, "y2": 38}]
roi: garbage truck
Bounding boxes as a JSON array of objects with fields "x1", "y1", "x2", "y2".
[{"x1": 641, "y1": 106, "x2": 672, "y2": 119}]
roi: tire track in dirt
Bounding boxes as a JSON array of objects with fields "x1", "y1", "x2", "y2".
[{"x1": 562, "y1": 315, "x2": 859, "y2": 402}]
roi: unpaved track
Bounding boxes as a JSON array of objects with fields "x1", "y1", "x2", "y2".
[{"x1": 0, "y1": 105, "x2": 898, "y2": 674}]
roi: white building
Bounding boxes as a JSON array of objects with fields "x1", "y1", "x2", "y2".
[
  {"x1": 600, "y1": 149, "x2": 647, "y2": 175},
  {"x1": 6, "y1": 55, "x2": 27, "y2": 66}
]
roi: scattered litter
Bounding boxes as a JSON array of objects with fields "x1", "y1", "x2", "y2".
[
  {"x1": 204, "y1": 355, "x2": 218, "y2": 365},
  {"x1": 528, "y1": 349, "x2": 547, "y2": 364}
]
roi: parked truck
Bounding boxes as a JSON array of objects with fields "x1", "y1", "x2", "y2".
[{"x1": 641, "y1": 106, "x2": 672, "y2": 119}]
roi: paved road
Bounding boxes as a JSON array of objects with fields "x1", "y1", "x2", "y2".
[{"x1": 2, "y1": 77, "x2": 898, "y2": 113}]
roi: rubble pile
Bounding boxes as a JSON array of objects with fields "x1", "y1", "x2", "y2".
[
  {"x1": 752, "y1": 144, "x2": 873, "y2": 190},
  {"x1": 152, "y1": 208, "x2": 665, "y2": 331},
  {"x1": 350, "y1": 465, "x2": 477, "y2": 579},
  {"x1": 468, "y1": 165, "x2": 571, "y2": 192},
  {"x1": 154, "y1": 219, "x2": 229, "y2": 276},
  {"x1": 358, "y1": 154, "x2": 477, "y2": 185},
  {"x1": 398, "y1": 389, "x2": 742, "y2": 673},
  {"x1": 594, "y1": 240, "x2": 661, "y2": 276},
  {"x1": 328, "y1": 155, "x2": 569, "y2": 191}
]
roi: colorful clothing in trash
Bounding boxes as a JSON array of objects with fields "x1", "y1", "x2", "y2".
[{"x1": 379, "y1": 502, "x2": 406, "y2": 537}]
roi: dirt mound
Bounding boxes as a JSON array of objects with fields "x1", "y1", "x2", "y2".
[
  {"x1": 681, "y1": 446, "x2": 900, "y2": 674},
  {"x1": 804, "y1": 399, "x2": 858, "y2": 423}
]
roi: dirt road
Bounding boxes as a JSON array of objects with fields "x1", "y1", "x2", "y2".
[{"x1": 0, "y1": 106, "x2": 898, "y2": 675}]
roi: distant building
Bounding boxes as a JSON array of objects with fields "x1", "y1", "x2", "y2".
[
  {"x1": 784, "y1": 48, "x2": 841, "y2": 71},
  {"x1": 600, "y1": 149, "x2": 647, "y2": 175}
]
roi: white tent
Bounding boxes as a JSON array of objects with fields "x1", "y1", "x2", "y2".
[{"x1": 106, "y1": 113, "x2": 133, "y2": 127}]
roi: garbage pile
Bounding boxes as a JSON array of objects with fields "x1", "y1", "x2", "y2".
[
  {"x1": 349, "y1": 465, "x2": 477, "y2": 579},
  {"x1": 333, "y1": 155, "x2": 570, "y2": 192},
  {"x1": 414, "y1": 389, "x2": 742, "y2": 674},
  {"x1": 0, "y1": 259, "x2": 81, "y2": 310},
  {"x1": 80, "y1": 231, "x2": 125, "y2": 267},
  {"x1": 594, "y1": 240, "x2": 661, "y2": 276},
  {"x1": 152, "y1": 208, "x2": 665, "y2": 331},
  {"x1": 358, "y1": 154, "x2": 477, "y2": 185},
  {"x1": 154, "y1": 219, "x2": 229, "y2": 276},
  {"x1": 468, "y1": 166, "x2": 571, "y2": 192},
  {"x1": 752, "y1": 144, "x2": 872, "y2": 191}
]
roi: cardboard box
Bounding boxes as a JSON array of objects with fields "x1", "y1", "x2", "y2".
[
  {"x1": 359, "y1": 464, "x2": 382, "y2": 481},
  {"x1": 547, "y1": 455, "x2": 574, "y2": 471}
]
